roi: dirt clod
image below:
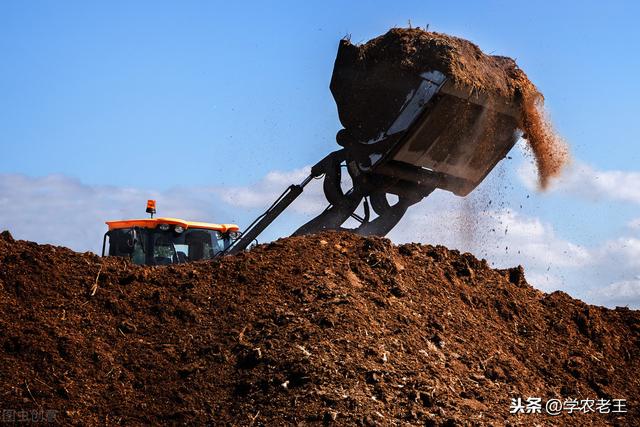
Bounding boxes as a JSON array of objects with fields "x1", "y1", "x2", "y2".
[{"x1": 0, "y1": 230, "x2": 14, "y2": 242}]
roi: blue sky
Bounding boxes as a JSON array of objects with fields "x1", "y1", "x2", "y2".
[{"x1": 1, "y1": 1, "x2": 640, "y2": 307}]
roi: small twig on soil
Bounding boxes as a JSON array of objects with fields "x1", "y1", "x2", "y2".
[
  {"x1": 480, "y1": 354, "x2": 495, "y2": 370},
  {"x1": 33, "y1": 377, "x2": 53, "y2": 390},
  {"x1": 25, "y1": 380, "x2": 39, "y2": 406},
  {"x1": 238, "y1": 325, "x2": 248, "y2": 344},
  {"x1": 248, "y1": 410, "x2": 260, "y2": 426},
  {"x1": 90, "y1": 263, "x2": 103, "y2": 296},
  {"x1": 297, "y1": 345, "x2": 311, "y2": 357}
]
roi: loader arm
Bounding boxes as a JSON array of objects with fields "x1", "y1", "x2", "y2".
[
  {"x1": 223, "y1": 151, "x2": 344, "y2": 255},
  {"x1": 224, "y1": 70, "x2": 520, "y2": 255}
]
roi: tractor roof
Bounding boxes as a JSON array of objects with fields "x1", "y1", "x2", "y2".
[{"x1": 105, "y1": 217, "x2": 239, "y2": 233}]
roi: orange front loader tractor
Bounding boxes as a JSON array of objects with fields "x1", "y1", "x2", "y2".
[
  {"x1": 102, "y1": 200, "x2": 239, "y2": 266},
  {"x1": 102, "y1": 40, "x2": 521, "y2": 265}
]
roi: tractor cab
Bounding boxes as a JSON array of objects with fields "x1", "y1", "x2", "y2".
[{"x1": 102, "y1": 200, "x2": 239, "y2": 266}]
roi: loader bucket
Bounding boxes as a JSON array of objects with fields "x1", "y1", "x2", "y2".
[
  {"x1": 330, "y1": 35, "x2": 523, "y2": 197},
  {"x1": 375, "y1": 71, "x2": 520, "y2": 196}
]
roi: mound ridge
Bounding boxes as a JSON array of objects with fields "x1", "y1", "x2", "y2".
[{"x1": 0, "y1": 231, "x2": 637, "y2": 425}]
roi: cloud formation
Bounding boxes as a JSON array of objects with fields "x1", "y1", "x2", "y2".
[
  {"x1": 0, "y1": 174, "x2": 233, "y2": 253},
  {"x1": 588, "y1": 279, "x2": 640, "y2": 308},
  {"x1": 628, "y1": 218, "x2": 640, "y2": 231},
  {"x1": 212, "y1": 166, "x2": 328, "y2": 214},
  {"x1": 1, "y1": 161, "x2": 640, "y2": 309},
  {"x1": 518, "y1": 158, "x2": 640, "y2": 205}
]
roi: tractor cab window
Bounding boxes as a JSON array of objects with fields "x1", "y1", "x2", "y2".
[
  {"x1": 180, "y1": 229, "x2": 223, "y2": 261},
  {"x1": 153, "y1": 235, "x2": 176, "y2": 265},
  {"x1": 150, "y1": 228, "x2": 226, "y2": 265},
  {"x1": 104, "y1": 226, "x2": 231, "y2": 266},
  {"x1": 105, "y1": 228, "x2": 145, "y2": 264}
]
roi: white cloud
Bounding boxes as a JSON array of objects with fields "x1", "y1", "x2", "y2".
[
  {"x1": 0, "y1": 174, "x2": 236, "y2": 254},
  {"x1": 389, "y1": 193, "x2": 590, "y2": 270},
  {"x1": 518, "y1": 158, "x2": 640, "y2": 205},
  {"x1": 588, "y1": 279, "x2": 640, "y2": 308},
  {"x1": 597, "y1": 237, "x2": 640, "y2": 269},
  {"x1": 386, "y1": 176, "x2": 640, "y2": 308},
  {"x1": 209, "y1": 161, "x2": 640, "y2": 309},
  {"x1": 524, "y1": 271, "x2": 565, "y2": 293},
  {"x1": 627, "y1": 218, "x2": 640, "y2": 231},
  {"x1": 0, "y1": 169, "x2": 330, "y2": 255},
  {"x1": 213, "y1": 166, "x2": 328, "y2": 214},
  {"x1": 2, "y1": 167, "x2": 640, "y2": 309}
]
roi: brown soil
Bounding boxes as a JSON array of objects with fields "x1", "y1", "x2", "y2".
[
  {"x1": 519, "y1": 94, "x2": 570, "y2": 189},
  {"x1": 0, "y1": 230, "x2": 637, "y2": 425},
  {"x1": 330, "y1": 28, "x2": 569, "y2": 189}
]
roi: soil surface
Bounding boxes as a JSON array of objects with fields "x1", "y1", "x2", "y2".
[
  {"x1": 330, "y1": 28, "x2": 569, "y2": 188},
  {"x1": 0, "y1": 230, "x2": 637, "y2": 425}
]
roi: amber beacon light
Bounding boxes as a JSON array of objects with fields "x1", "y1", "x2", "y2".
[{"x1": 146, "y1": 200, "x2": 157, "y2": 218}]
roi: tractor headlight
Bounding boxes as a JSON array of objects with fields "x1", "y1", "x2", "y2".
[
  {"x1": 159, "y1": 223, "x2": 170, "y2": 231},
  {"x1": 228, "y1": 231, "x2": 239, "y2": 240},
  {"x1": 174, "y1": 226, "x2": 184, "y2": 233}
]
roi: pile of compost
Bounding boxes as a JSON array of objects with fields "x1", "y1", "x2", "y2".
[
  {"x1": 0, "y1": 230, "x2": 637, "y2": 425},
  {"x1": 330, "y1": 28, "x2": 568, "y2": 188}
]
